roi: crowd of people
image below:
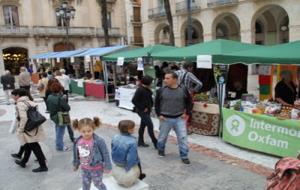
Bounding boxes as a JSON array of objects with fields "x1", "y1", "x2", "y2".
[{"x1": 0, "y1": 61, "x2": 204, "y2": 190}]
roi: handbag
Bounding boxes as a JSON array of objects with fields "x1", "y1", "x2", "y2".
[
  {"x1": 57, "y1": 96, "x2": 71, "y2": 126},
  {"x1": 22, "y1": 101, "x2": 46, "y2": 133}
]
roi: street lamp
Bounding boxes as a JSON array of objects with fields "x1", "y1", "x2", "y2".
[{"x1": 56, "y1": 1, "x2": 76, "y2": 50}]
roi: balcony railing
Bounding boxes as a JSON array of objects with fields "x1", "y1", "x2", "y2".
[
  {"x1": 33, "y1": 26, "x2": 95, "y2": 37},
  {"x1": 207, "y1": 0, "x2": 239, "y2": 7},
  {"x1": 96, "y1": 27, "x2": 121, "y2": 37},
  {"x1": 148, "y1": 7, "x2": 166, "y2": 19},
  {"x1": 176, "y1": 0, "x2": 201, "y2": 13},
  {"x1": 0, "y1": 25, "x2": 30, "y2": 37}
]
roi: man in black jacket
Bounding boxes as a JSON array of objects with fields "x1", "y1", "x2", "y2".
[
  {"x1": 132, "y1": 75, "x2": 157, "y2": 148},
  {"x1": 155, "y1": 71, "x2": 192, "y2": 164},
  {"x1": 1, "y1": 70, "x2": 15, "y2": 105}
]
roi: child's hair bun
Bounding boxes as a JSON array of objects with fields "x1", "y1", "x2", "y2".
[
  {"x1": 72, "y1": 119, "x2": 79, "y2": 130},
  {"x1": 93, "y1": 117, "x2": 101, "y2": 128}
]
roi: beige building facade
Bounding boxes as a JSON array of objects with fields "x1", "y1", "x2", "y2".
[
  {"x1": 0, "y1": 0, "x2": 130, "y2": 74},
  {"x1": 142, "y1": 0, "x2": 300, "y2": 47}
]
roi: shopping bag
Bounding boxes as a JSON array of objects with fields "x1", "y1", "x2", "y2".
[{"x1": 58, "y1": 111, "x2": 71, "y2": 126}]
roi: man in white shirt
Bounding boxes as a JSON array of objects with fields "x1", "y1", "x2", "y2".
[{"x1": 55, "y1": 69, "x2": 70, "y2": 101}]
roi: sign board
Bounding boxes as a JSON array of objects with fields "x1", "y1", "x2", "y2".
[
  {"x1": 258, "y1": 65, "x2": 271, "y2": 75},
  {"x1": 117, "y1": 57, "x2": 124, "y2": 66},
  {"x1": 85, "y1": 55, "x2": 91, "y2": 63},
  {"x1": 56, "y1": 57, "x2": 60, "y2": 62},
  {"x1": 70, "y1": 57, "x2": 75, "y2": 63},
  {"x1": 197, "y1": 55, "x2": 212, "y2": 69},
  {"x1": 222, "y1": 108, "x2": 300, "y2": 157}
]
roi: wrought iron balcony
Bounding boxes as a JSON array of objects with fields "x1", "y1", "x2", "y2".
[
  {"x1": 32, "y1": 26, "x2": 95, "y2": 37},
  {"x1": 207, "y1": 0, "x2": 239, "y2": 7},
  {"x1": 96, "y1": 27, "x2": 121, "y2": 37},
  {"x1": 148, "y1": 7, "x2": 166, "y2": 19},
  {"x1": 0, "y1": 25, "x2": 30, "y2": 37},
  {"x1": 176, "y1": 0, "x2": 201, "y2": 13}
]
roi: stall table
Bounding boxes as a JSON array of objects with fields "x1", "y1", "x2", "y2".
[
  {"x1": 191, "y1": 102, "x2": 220, "y2": 136},
  {"x1": 85, "y1": 81, "x2": 105, "y2": 99},
  {"x1": 117, "y1": 85, "x2": 137, "y2": 110},
  {"x1": 70, "y1": 79, "x2": 85, "y2": 96}
]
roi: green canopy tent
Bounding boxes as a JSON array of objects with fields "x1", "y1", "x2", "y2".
[
  {"x1": 214, "y1": 40, "x2": 300, "y2": 64},
  {"x1": 102, "y1": 44, "x2": 177, "y2": 62},
  {"x1": 151, "y1": 39, "x2": 260, "y2": 62}
]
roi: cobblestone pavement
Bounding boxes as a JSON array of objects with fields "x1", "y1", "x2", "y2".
[{"x1": 0, "y1": 121, "x2": 267, "y2": 190}]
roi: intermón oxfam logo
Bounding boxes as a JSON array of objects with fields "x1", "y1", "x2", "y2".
[{"x1": 225, "y1": 115, "x2": 246, "y2": 137}]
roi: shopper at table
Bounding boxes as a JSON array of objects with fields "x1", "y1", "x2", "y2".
[
  {"x1": 175, "y1": 62, "x2": 202, "y2": 94},
  {"x1": 155, "y1": 71, "x2": 192, "y2": 164},
  {"x1": 18, "y1": 66, "x2": 31, "y2": 92},
  {"x1": 55, "y1": 69, "x2": 70, "y2": 101},
  {"x1": 132, "y1": 75, "x2": 157, "y2": 148},
  {"x1": 275, "y1": 70, "x2": 297, "y2": 106}
]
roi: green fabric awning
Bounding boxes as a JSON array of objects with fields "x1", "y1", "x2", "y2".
[
  {"x1": 152, "y1": 39, "x2": 259, "y2": 63},
  {"x1": 102, "y1": 44, "x2": 177, "y2": 62},
  {"x1": 215, "y1": 40, "x2": 300, "y2": 64}
]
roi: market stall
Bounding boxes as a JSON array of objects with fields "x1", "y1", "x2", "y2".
[
  {"x1": 70, "y1": 79, "x2": 85, "y2": 96},
  {"x1": 84, "y1": 80, "x2": 105, "y2": 99},
  {"x1": 102, "y1": 44, "x2": 177, "y2": 103}
]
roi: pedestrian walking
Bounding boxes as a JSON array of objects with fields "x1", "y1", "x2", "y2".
[
  {"x1": 11, "y1": 88, "x2": 48, "y2": 172},
  {"x1": 1, "y1": 70, "x2": 15, "y2": 105},
  {"x1": 55, "y1": 69, "x2": 70, "y2": 101},
  {"x1": 73, "y1": 117, "x2": 112, "y2": 190},
  {"x1": 132, "y1": 75, "x2": 157, "y2": 148},
  {"x1": 155, "y1": 71, "x2": 193, "y2": 164},
  {"x1": 46, "y1": 82, "x2": 71, "y2": 151},
  {"x1": 18, "y1": 66, "x2": 31, "y2": 92},
  {"x1": 37, "y1": 72, "x2": 49, "y2": 107},
  {"x1": 111, "y1": 120, "x2": 146, "y2": 188}
]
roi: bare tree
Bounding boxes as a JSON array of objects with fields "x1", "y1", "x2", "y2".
[
  {"x1": 96, "y1": 0, "x2": 110, "y2": 46},
  {"x1": 163, "y1": 0, "x2": 175, "y2": 46}
]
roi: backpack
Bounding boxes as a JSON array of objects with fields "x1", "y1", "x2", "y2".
[
  {"x1": 266, "y1": 156, "x2": 300, "y2": 190},
  {"x1": 22, "y1": 101, "x2": 46, "y2": 133}
]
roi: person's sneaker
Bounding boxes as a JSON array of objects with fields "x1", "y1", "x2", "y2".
[
  {"x1": 182, "y1": 158, "x2": 191, "y2": 164},
  {"x1": 158, "y1": 150, "x2": 165, "y2": 157},
  {"x1": 32, "y1": 167, "x2": 48, "y2": 173},
  {"x1": 15, "y1": 160, "x2": 26, "y2": 168},
  {"x1": 139, "y1": 173, "x2": 146, "y2": 180},
  {"x1": 138, "y1": 142, "x2": 149, "y2": 147},
  {"x1": 11, "y1": 153, "x2": 22, "y2": 159}
]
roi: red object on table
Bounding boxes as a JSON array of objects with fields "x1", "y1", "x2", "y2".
[{"x1": 85, "y1": 82, "x2": 105, "y2": 98}]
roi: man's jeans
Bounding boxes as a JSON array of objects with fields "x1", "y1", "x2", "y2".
[
  {"x1": 55, "y1": 125, "x2": 66, "y2": 151},
  {"x1": 157, "y1": 117, "x2": 189, "y2": 159},
  {"x1": 4, "y1": 89, "x2": 11, "y2": 104}
]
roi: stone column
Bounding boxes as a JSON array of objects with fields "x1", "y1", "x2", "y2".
[
  {"x1": 240, "y1": 29, "x2": 253, "y2": 43},
  {"x1": 289, "y1": 25, "x2": 300, "y2": 41},
  {"x1": 0, "y1": 49, "x2": 4, "y2": 75}
]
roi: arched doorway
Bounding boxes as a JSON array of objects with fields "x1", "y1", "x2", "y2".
[
  {"x1": 3, "y1": 47, "x2": 28, "y2": 75},
  {"x1": 213, "y1": 13, "x2": 241, "y2": 41},
  {"x1": 154, "y1": 23, "x2": 171, "y2": 45},
  {"x1": 181, "y1": 18, "x2": 203, "y2": 46},
  {"x1": 252, "y1": 5, "x2": 289, "y2": 45},
  {"x1": 53, "y1": 42, "x2": 75, "y2": 52},
  {"x1": 53, "y1": 42, "x2": 75, "y2": 73}
]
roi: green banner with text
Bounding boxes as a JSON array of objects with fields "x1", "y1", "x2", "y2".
[{"x1": 222, "y1": 108, "x2": 300, "y2": 157}]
